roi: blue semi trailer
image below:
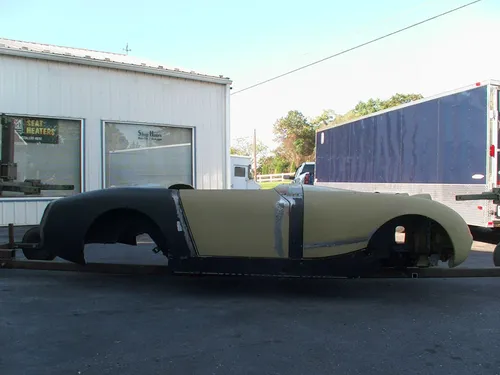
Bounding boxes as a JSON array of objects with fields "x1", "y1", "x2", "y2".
[{"x1": 314, "y1": 80, "x2": 500, "y2": 230}]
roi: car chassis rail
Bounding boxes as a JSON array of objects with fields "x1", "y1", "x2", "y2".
[{"x1": 1, "y1": 224, "x2": 500, "y2": 279}]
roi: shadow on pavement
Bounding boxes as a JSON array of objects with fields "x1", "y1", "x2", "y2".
[{"x1": 4, "y1": 263, "x2": 497, "y2": 312}]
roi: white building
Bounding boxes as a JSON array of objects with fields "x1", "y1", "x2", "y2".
[{"x1": 0, "y1": 37, "x2": 232, "y2": 226}]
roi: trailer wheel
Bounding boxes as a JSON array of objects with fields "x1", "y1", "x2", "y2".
[
  {"x1": 494, "y1": 243, "x2": 500, "y2": 267},
  {"x1": 21, "y1": 226, "x2": 55, "y2": 261}
]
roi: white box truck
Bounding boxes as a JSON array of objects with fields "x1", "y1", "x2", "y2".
[{"x1": 229, "y1": 154, "x2": 261, "y2": 190}]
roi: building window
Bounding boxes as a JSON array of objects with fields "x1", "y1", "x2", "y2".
[
  {"x1": 234, "y1": 166, "x2": 246, "y2": 177},
  {"x1": 0, "y1": 115, "x2": 82, "y2": 198},
  {"x1": 103, "y1": 122, "x2": 193, "y2": 188}
]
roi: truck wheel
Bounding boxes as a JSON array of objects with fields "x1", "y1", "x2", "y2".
[
  {"x1": 21, "y1": 226, "x2": 55, "y2": 261},
  {"x1": 493, "y1": 243, "x2": 500, "y2": 267}
]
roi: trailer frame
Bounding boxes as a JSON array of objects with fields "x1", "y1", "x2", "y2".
[{"x1": 2, "y1": 223, "x2": 500, "y2": 279}]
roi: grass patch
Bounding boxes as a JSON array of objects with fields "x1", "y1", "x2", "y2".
[{"x1": 258, "y1": 180, "x2": 291, "y2": 190}]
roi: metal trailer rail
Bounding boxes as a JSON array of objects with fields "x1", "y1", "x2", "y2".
[
  {"x1": 456, "y1": 191, "x2": 500, "y2": 265},
  {"x1": 2, "y1": 223, "x2": 500, "y2": 279},
  {"x1": 3, "y1": 259, "x2": 500, "y2": 279}
]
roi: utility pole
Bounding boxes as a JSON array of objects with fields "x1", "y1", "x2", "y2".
[{"x1": 253, "y1": 129, "x2": 257, "y2": 179}]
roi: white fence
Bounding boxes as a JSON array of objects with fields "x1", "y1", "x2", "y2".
[{"x1": 256, "y1": 173, "x2": 294, "y2": 183}]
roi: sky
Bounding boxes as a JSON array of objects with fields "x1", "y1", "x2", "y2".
[{"x1": 1, "y1": 0, "x2": 499, "y2": 149}]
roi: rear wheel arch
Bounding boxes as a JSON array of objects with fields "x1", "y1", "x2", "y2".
[{"x1": 84, "y1": 208, "x2": 169, "y2": 253}]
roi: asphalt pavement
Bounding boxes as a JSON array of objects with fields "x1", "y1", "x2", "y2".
[{"x1": 1, "y1": 227, "x2": 500, "y2": 375}]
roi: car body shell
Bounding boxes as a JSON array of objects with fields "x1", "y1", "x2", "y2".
[{"x1": 35, "y1": 183, "x2": 473, "y2": 276}]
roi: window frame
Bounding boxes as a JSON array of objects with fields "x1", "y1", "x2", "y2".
[
  {"x1": 234, "y1": 166, "x2": 246, "y2": 178},
  {"x1": 0, "y1": 112, "x2": 85, "y2": 202},
  {"x1": 100, "y1": 120, "x2": 196, "y2": 189}
]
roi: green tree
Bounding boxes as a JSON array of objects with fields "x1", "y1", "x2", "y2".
[
  {"x1": 317, "y1": 92, "x2": 423, "y2": 130},
  {"x1": 230, "y1": 136, "x2": 269, "y2": 169},
  {"x1": 272, "y1": 110, "x2": 318, "y2": 167},
  {"x1": 353, "y1": 98, "x2": 385, "y2": 116},
  {"x1": 259, "y1": 156, "x2": 274, "y2": 174},
  {"x1": 382, "y1": 93, "x2": 423, "y2": 108},
  {"x1": 311, "y1": 109, "x2": 337, "y2": 128},
  {"x1": 353, "y1": 93, "x2": 423, "y2": 117}
]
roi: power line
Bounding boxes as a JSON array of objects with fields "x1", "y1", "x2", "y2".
[{"x1": 230, "y1": 0, "x2": 483, "y2": 96}]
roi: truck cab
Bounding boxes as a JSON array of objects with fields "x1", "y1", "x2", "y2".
[{"x1": 230, "y1": 155, "x2": 261, "y2": 190}]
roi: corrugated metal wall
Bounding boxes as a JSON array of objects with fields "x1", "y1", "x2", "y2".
[{"x1": 0, "y1": 54, "x2": 229, "y2": 226}]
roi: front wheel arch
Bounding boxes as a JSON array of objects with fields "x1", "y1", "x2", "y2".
[{"x1": 366, "y1": 214, "x2": 454, "y2": 266}]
